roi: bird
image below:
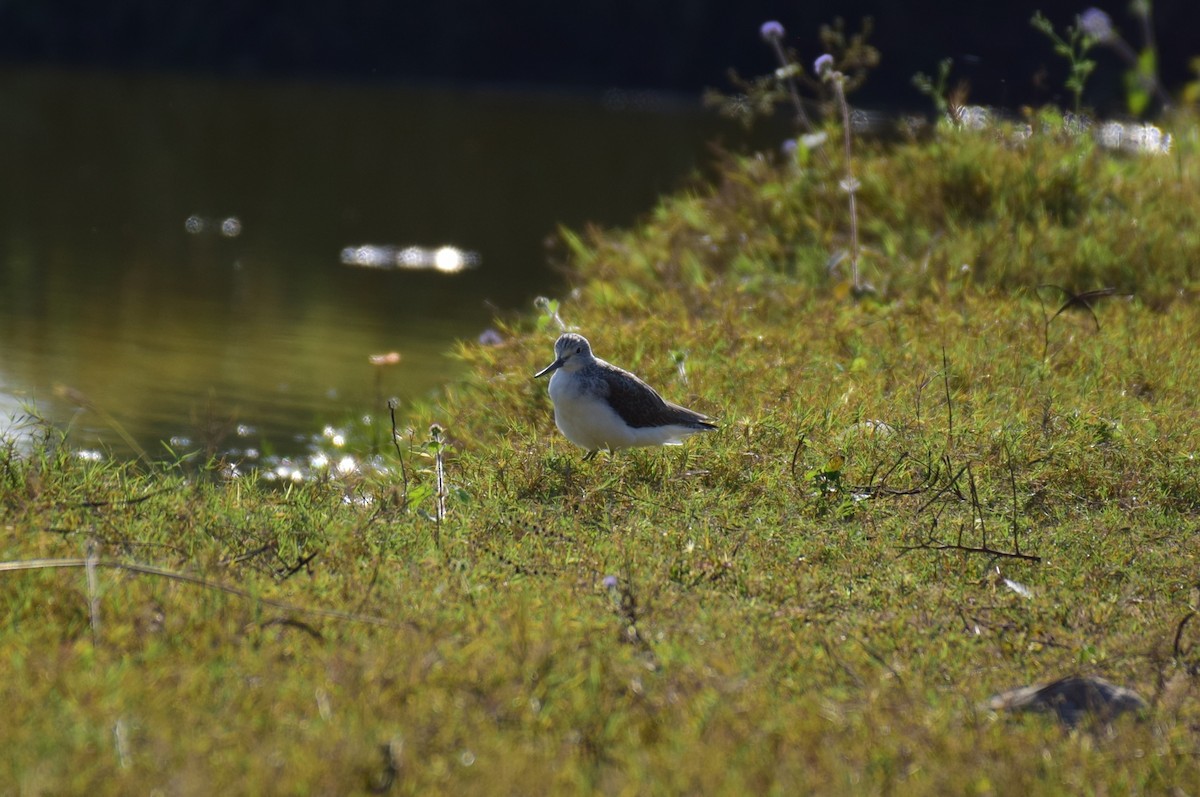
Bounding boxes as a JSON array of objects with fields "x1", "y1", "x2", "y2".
[{"x1": 533, "y1": 332, "x2": 717, "y2": 459}]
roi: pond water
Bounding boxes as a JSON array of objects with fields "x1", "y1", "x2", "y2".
[{"x1": 0, "y1": 68, "x2": 756, "y2": 463}]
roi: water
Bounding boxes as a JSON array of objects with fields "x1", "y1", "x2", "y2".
[{"x1": 0, "y1": 68, "x2": 752, "y2": 461}]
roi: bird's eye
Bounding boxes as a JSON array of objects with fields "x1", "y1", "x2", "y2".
[{"x1": 576, "y1": 347, "x2": 583, "y2": 353}]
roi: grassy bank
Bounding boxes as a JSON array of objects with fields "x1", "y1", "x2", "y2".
[{"x1": 3, "y1": 110, "x2": 1200, "y2": 794}]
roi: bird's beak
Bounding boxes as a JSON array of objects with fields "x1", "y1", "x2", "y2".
[{"x1": 534, "y1": 357, "x2": 564, "y2": 379}]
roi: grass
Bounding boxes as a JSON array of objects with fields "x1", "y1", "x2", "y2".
[{"x1": 4, "y1": 108, "x2": 1200, "y2": 794}]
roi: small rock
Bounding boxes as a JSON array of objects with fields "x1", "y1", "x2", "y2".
[{"x1": 988, "y1": 676, "x2": 1147, "y2": 727}]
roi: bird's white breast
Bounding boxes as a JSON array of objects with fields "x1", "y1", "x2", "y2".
[{"x1": 548, "y1": 368, "x2": 693, "y2": 451}]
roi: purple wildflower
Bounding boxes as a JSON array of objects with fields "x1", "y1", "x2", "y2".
[
  {"x1": 760, "y1": 20, "x2": 785, "y2": 42},
  {"x1": 477, "y1": 328, "x2": 503, "y2": 346},
  {"x1": 1079, "y1": 8, "x2": 1115, "y2": 42},
  {"x1": 813, "y1": 54, "x2": 835, "y2": 78},
  {"x1": 602, "y1": 575, "x2": 619, "y2": 590}
]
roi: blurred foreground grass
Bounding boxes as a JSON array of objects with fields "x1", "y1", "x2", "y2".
[{"x1": 3, "y1": 110, "x2": 1200, "y2": 794}]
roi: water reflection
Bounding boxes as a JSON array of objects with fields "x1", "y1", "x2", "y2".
[
  {"x1": 340, "y1": 244, "x2": 480, "y2": 273},
  {"x1": 946, "y1": 105, "x2": 1173, "y2": 155},
  {"x1": 0, "y1": 68, "x2": 748, "y2": 459},
  {"x1": 185, "y1": 214, "x2": 243, "y2": 237}
]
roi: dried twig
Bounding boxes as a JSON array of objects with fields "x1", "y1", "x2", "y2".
[
  {"x1": 387, "y1": 399, "x2": 409, "y2": 506},
  {"x1": 1174, "y1": 612, "x2": 1197, "y2": 673},
  {"x1": 942, "y1": 347, "x2": 954, "y2": 443},
  {"x1": 896, "y1": 540, "x2": 1042, "y2": 562},
  {"x1": 430, "y1": 424, "x2": 447, "y2": 549},
  {"x1": 80, "y1": 486, "x2": 179, "y2": 508},
  {"x1": 86, "y1": 539, "x2": 101, "y2": 643},
  {"x1": 0, "y1": 557, "x2": 417, "y2": 631}
]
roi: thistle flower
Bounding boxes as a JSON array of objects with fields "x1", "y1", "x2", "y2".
[
  {"x1": 1078, "y1": 8, "x2": 1115, "y2": 42},
  {"x1": 602, "y1": 575, "x2": 619, "y2": 590},
  {"x1": 759, "y1": 20, "x2": 785, "y2": 42},
  {"x1": 813, "y1": 53, "x2": 835, "y2": 78},
  {"x1": 476, "y1": 328, "x2": 503, "y2": 346}
]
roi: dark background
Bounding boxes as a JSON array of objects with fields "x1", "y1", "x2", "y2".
[{"x1": 0, "y1": 1, "x2": 1195, "y2": 114}]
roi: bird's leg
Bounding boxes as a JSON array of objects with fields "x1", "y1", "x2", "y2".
[{"x1": 582, "y1": 449, "x2": 598, "y2": 462}]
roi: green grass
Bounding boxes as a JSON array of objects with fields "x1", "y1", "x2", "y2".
[{"x1": 3, "y1": 110, "x2": 1200, "y2": 794}]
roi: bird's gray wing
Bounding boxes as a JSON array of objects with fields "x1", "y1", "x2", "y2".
[{"x1": 599, "y1": 364, "x2": 711, "y2": 429}]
